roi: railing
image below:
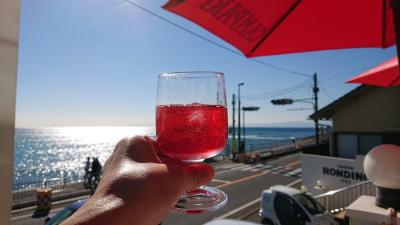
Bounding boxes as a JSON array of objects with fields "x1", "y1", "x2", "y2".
[
  {"x1": 12, "y1": 177, "x2": 66, "y2": 205},
  {"x1": 43, "y1": 177, "x2": 67, "y2": 190},
  {"x1": 224, "y1": 136, "x2": 318, "y2": 155},
  {"x1": 314, "y1": 180, "x2": 376, "y2": 211},
  {"x1": 12, "y1": 168, "x2": 85, "y2": 207},
  {"x1": 246, "y1": 139, "x2": 293, "y2": 152}
]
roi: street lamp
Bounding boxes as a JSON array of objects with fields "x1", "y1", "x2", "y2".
[
  {"x1": 231, "y1": 94, "x2": 237, "y2": 160},
  {"x1": 242, "y1": 106, "x2": 260, "y2": 152},
  {"x1": 237, "y1": 82, "x2": 244, "y2": 154}
]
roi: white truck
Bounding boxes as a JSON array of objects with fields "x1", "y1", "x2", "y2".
[{"x1": 259, "y1": 185, "x2": 338, "y2": 225}]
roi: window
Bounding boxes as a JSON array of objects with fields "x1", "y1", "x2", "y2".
[
  {"x1": 274, "y1": 193, "x2": 293, "y2": 224},
  {"x1": 336, "y1": 133, "x2": 383, "y2": 158},
  {"x1": 294, "y1": 193, "x2": 325, "y2": 215},
  {"x1": 359, "y1": 134, "x2": 382, "y2": 155},
  {"x1": 274, "y1": 193, "x2": 310, "y2": 225},
  {"x1": 337, "y1": 134, "x2": 357, "y2": 159}
]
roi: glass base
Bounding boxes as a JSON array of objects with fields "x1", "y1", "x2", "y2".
[
  {"x1": 173, "y1": 186, "x2": 228, "y2": 214},
  {"x1": 182, "y1": 159, "x2": 205, "y2": 163}
]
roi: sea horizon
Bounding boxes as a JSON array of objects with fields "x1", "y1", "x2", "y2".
[
  {"x1": 14, "y1": 124, "x2": 320, "y2": 129},
  {"x1": 12, "y1": 126, "x2": 315, "y2": 189}
]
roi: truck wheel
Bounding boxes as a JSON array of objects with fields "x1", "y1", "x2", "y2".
[{"x1": 261, "y1": 218, "x2": 274, "y2": 225}]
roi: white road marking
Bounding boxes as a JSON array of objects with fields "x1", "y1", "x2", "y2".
[
  {"x1": 286, "y1": 179, "x2": 302, "y2": 187},
  {"x1": 241, "y1": 166, "x2": 254, "y2": 171},
  {"x1": 212, "y1": 179, "x2": 231, "y2": 184},
  {"x1": 232, "y1": 164, "x2": 253, "y2": 170},
  {"x1": 287, "y1": 168, "x2": 302, "y2": 175},
  {"x1": 220, "y1": 164, "x2": 247, "y2": 170}
]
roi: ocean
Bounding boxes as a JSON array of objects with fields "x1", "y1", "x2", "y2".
[{"x1": 13, "y1": 126, "x2": 314, "y2": 189}]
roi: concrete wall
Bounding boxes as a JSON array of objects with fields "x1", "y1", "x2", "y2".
[
  {"x1": 0, "y1": 1, "x2": 19, "y2": 224},
  {"x1": 332, "y1": 86, "x2": 400, "y2": 133}
]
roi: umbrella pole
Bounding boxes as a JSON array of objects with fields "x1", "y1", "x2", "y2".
[{"x1": 391, "y1": 0, "x2": 400, "y2": 68}]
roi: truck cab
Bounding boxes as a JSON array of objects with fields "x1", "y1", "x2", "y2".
[{"x1": 259, "y1": 185, "x2": 338, "y2": 225}]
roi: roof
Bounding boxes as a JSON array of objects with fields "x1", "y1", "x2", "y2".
[
  {"x1": 309, "y1": 85, "x2": 373, "y2": 120},
  {"x1": 267, "y1": 185, "x2": 303, "y2": 196}
]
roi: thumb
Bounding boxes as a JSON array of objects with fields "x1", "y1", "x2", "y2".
[{"x1": 180, "y1": 164, "x2": 214, "y2": 191}]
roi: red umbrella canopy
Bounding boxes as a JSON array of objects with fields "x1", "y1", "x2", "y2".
[
  {"x1": 347, "y1": 57, "x2": 400, "y2": 87},
  {"x1": 163, "y1": 0, "x2": 397, "y2": 57}
]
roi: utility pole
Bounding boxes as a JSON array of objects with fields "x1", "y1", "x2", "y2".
[
  {"x1": 313, "y1": 73, "x2": 320, "y2": 144},
  {"x1": 271, "y1": 76, "x2": 320, "y2": 145},
  {"x1": 242, "y1": 106, "x2": 260, "y2": 153},
  {"x1": 243, "y1": 109, "x2": 245, "y2": 152},
  {"x1": 231, "y1": 94, "x2": 237, "y2": 160},
  {"x1": 237, "y1": 83, "x2": 244, "y2": 154}
]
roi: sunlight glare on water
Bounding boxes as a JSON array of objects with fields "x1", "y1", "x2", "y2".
[
  {"x1": 13, "y1": 126, "x2": 314, "y2": 189},
  {"x1": 56, "y1": 126, "x2": 155, "y2": 143},
  {"x1": 13, "y1": 126, "x2": 155, "y2": 187}
]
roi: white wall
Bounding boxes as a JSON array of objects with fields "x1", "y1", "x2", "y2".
[
  {"x1": 301, "y1": 153, "x2": 366, "y2": 195},
  {"x1": 0, "y1": 0, "x2": 19, "y2": 224}
]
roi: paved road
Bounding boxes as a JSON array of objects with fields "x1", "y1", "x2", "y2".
[
  {"x1": 12, "y1": 153, "x2": 302, "y2": 225},
  {"x1": 241, "y1": 180, "x2": 303, "y2": 224},
  {"x1": 162, "y1": 153, "x2": 302, "y2": 225}
]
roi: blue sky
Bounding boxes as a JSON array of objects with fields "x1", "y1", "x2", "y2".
[{"x1": 16, "y1": 0, "x2": 397, "y2": 127}]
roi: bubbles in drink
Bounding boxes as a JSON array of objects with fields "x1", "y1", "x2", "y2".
[{"x1": 156, "y1": 104, "x2": 227, "y2": 161}]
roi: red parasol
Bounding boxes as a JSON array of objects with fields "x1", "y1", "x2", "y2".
[
  {"x1": 347, "y1": 57, "x2": 400, "y2": 87},
  {"x1": 163, "y1": 0, "x2": 400, "y2": 65}
]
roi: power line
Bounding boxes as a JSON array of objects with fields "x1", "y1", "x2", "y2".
[
  {"x1": 242, "y1": 80, "x2": 310, "y2": 100},
  {"x1": 320, "y1": 63, "x2": 375, "y2": 83},
  {"x1": 242, "y1": 85, "x2": 310, "y2": 101},
  {"x1": 242, "y1": 87, "x2": 308, "y2": 100},
  {"x1": 249, "y1": 58, "x2": 312, "y2": 77},
  {"x1": 269, "y1": 86, "x2": 310, "y2": 99},
  {"x1": 123, "y1": 0, "x2": 312, "y2": 78},
  {"x1": 284, "y1": 86, "x2": 311, "y2": 98},
  {"x1": 320, "y1": 72, "x2": 351, "y2": 82},
  {"x1": 320, "y1": 79, "x2": 348, "y2": 89},
  {"x1": 318, "y1": 81, "x2": 335, "y2": 100},
  {"x1": 242, "y1": 81, "x2": 307, "y2": 98}
]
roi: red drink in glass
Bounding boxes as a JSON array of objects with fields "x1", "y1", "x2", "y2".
[
  {"x1": 156, "y1": 71, "x2": 228, "y2": 213},
  {"x1": 156, "y1": 103, "x2": 227, "y2": 161}
]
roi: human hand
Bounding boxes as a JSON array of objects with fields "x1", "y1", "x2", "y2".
[{"x1": 61, "y1": 136, "x2": 214, "y2": 225}]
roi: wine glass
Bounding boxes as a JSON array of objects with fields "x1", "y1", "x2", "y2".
[{"x1": 156, "y1": 71, "x2": 228, "y2": 214}]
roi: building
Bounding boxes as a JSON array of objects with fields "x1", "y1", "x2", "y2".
[
  {"x1": 0, "y1": 1, "x2": 19, "y2": 224},
  {"x1": 301, "y1": 85, "x2": 400, "y2": 195}
]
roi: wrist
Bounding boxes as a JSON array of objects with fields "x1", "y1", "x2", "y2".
[{"x1": 61, "y1": 193, "x2": 127, "y2": 225}]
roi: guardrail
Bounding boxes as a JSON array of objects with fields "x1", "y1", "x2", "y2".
[
  {"x1": 224, "y1": 139, "x2": 292, "y2": 154},
  {"x1": 314, "y1": 180, "x2": 376, "y2": 211},
  {"x1": 224, "y1": 136, "x2": 319, "y2": 155},
  {"x1": 12, "y1": 168, "x2": 84, "y2": 207}
]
